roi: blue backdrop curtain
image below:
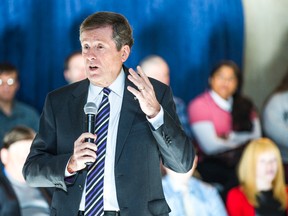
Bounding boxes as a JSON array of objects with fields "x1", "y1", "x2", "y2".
[{"x1": 0, "y1": 0, "x2": 244, "y2": 112}]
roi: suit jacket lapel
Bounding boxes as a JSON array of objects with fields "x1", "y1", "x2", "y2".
[
  {"x1": 66, "y1": 80, "x2": 90, "y2": 183},
  {"x1": 69, "y1": 79, "x2": 89, "y2": 134},
  {"x1": 115, "y1": 72, "x2": 140, "y2": 164}
]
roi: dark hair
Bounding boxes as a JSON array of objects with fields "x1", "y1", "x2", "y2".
[
  {"x1": 210, "y1": 60, "x2": 254, "y2": 132},
  {"x1": 64, "y1": 51, "x2": 82, "y2": 70},
  {"x1": 80, "y1": 11, "x2": 134, "y2": 51},
  {"x1": 3, "y1": 126, "x2": 35, "y2": 149},
  {"x1": 0, "y1": 63, "x2": 18, "y2": 78},
  {"x1": 209, "y1": 60, "x2": 242, "y2": 91},
  {"x1": 232, "y1": 95, "x2": 254, "y2": 131}
]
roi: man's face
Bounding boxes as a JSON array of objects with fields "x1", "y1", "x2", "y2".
[
  {"x1": 1, "y1": 139, "x2": 32, "y2": 182},
  {"x1": 143, "y1": 60, "x2": 170, "y2": 85},
  {"x1": 64, "y1": 54, "x2": 86, "y2": 83},
  {"x1": 0, "y1": 72, "x2": 19, "y2": 103},
  {"x1": 80, "y1": 26, "x2": 130, "y2": 87}
]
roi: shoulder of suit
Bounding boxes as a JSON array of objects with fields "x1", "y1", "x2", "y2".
[{"x1": 48, "y1": 79, "x2": 89, "y2": 97}]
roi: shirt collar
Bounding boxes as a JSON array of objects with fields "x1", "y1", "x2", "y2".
[
  {"x1": 109, "y1": 68, "x2": 125, "y2": 97},
  {"x1": 88, "y1": 68, "x2": 125, "y2": 100},
  {"x1": 209, "y1": 90, "x2": 233, "y2": 112}
]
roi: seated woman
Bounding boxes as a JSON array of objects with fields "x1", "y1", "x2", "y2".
[
  {"x1": 188, "y1": 60, "x2": 261, "y2": 199},
  {"x1": 262, "y1": 67, "x2": 288, "y2": 183},
  {"x1": 226, "y1": 138, "x2": 288, "y2": 216}
]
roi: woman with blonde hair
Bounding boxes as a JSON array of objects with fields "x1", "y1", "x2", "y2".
[{"x1": 226, "y1": 138, "x2": 288, "y2": 216}]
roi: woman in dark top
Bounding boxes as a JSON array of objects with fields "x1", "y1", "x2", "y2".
[{"x1": 226, "y1": 138, "x2": 288, "y2": 216}]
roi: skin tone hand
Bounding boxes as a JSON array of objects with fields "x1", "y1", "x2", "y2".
[
  {"x1": 127, "y1": 66, "x2": 161, "y2": 118},
  {"x1": 67, "y1": 133, "x2": 97, "y2": 173},
  {"x1": 191, "y1": 155, "x2": 198, "y2": 175}
]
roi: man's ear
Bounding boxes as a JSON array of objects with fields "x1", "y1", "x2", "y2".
[
  {"x1": 0, "y1": 149, "x2": 9, "y2": 165},
  {"x1": 64, "y1": 70, "x2": 71, "y2": 83},
  {"x1": 121, "y1": 45, "x2": 130, "y2": 63},
  {"x1": 15, "y1": 80, "x2": 20, "y2": 92}
]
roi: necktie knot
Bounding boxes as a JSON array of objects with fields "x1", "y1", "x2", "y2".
[{"x1": 103, "y1": 87, "x2": 111, "y2": 97}]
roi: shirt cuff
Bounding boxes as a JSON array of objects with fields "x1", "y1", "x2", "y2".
[
  {"x1": 146, "y1": 106, "x2": 164, "y2": 130},
  {"x1": 65, "y1": 158, "x2": 76, "y2": 177}
]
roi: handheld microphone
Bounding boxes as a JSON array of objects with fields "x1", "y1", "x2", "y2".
[
  {"x1": 84, "y1": 102, "x2": 97, "y2": 166},
  {"x1": 84, "y1": 102, "x2": 97, "y2": 143}
]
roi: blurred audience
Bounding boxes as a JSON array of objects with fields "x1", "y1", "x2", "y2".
[
  {"x1": 162, "y1": 156, "x2": 227, "y2": 216},
  {"x1": 262, "y1": 68, "x2": 288, "y2": 183},
  {"x1": 226, "y1": 138, "x2": 288, "y2": 216},
  {"x1": 140, "y1": 55, "x2": 193, "y2": 139},
  {"x1": 63, "y1": 51, "x2": 86, "y2": 84},
  {"x1": 188, "y1": 60, "x2": 261, "y2": 199},
  {"x1": 0, "y1": 126, "x2": 51, "y2": 216},
  {"x1": 0, "y1": 63, "x2": 39, "y2": 146}
]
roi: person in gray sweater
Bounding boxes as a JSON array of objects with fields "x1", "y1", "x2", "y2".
[{"x1": 262, "y1": 68, "x2": 288, "y2": 183}]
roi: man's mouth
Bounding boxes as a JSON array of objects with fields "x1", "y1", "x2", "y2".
[{"x1": 89, "y1": 66, "x2": 98, "y2": 70}]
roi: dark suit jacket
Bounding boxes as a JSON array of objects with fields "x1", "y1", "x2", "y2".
[
  {"x1": 0, "y1": 172, "x2": 51, "y2": 216},
  {"x1": 23, "y1": 66, "x2": 194, "y2": 216}
]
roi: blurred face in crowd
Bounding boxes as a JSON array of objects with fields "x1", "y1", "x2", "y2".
[
  {"x1": 64, "y1": 54, "x2": 86, "y2": 83},
  {"x1": 210, "y1": 65, "x2": 238, "y2": 100},
  {"x1": 1, "y1": 139, "x2": 32, "y2": 183},
  {"x1": 142, "y1": 58, "x2": 170, "y2": 85},
  {"x1": 256, "y1": 151, "x2": 278, "y2": 189},
  {"x1": 0, "y1": 71, "x2": 19, "y2": 103},
  {"x1": 80, "y1": 26, "x2": 130, "y2": 87}
]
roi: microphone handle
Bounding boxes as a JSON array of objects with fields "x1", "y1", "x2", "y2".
[
  {"x1": 84, "y1": 137, "x2": 94, "y2": 143},
  {"x1": 85, "y1": 113, "x2": 95, "y2": 166},
  {"x1": 84, "y1": 139, "x2": 94, "y2": 166}
]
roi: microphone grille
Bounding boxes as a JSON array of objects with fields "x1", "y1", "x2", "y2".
[{"x1": 84, "y1": 102, "x2": 97, "y2": 114}]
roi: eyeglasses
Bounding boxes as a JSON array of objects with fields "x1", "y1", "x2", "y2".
[{"x1": 0, "y1": 78, "x2": 15, "y2": 86}]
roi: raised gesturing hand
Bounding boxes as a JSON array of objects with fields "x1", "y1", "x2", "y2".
[{"x1": 127, "y1": 66, "x2": 161, "y2": 118}]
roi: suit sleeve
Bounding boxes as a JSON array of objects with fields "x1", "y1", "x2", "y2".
[
  {"x1": 150, "y1": 85, "x2": 195, "y2": 173},
  {"x1": 22, "y1": 93, "x2": 71, "y2": 191}
]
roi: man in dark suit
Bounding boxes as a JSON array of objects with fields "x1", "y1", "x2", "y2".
[{"x1": 23, "y1": 11, "x2": 194, "y2": 216}]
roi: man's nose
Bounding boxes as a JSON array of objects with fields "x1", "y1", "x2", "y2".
[{"x1": 86, "y1": 49, "x2": 97, "y2": 60}]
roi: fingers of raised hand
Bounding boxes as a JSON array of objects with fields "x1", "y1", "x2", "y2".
[
  {"x1": 128, "y1": 67, "x2": 150, "y2": 93},
  {"x1": 137, "y1": 66, "x2": 153, "y2": 89}
]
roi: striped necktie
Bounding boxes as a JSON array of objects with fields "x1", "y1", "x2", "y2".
[{"x1": 85, "y1": 87, "x2": 111, "y2": 216}]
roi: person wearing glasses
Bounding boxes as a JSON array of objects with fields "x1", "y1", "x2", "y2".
[{"x1": 0, "y1": 63, "x2": 39, "y2": 146}]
